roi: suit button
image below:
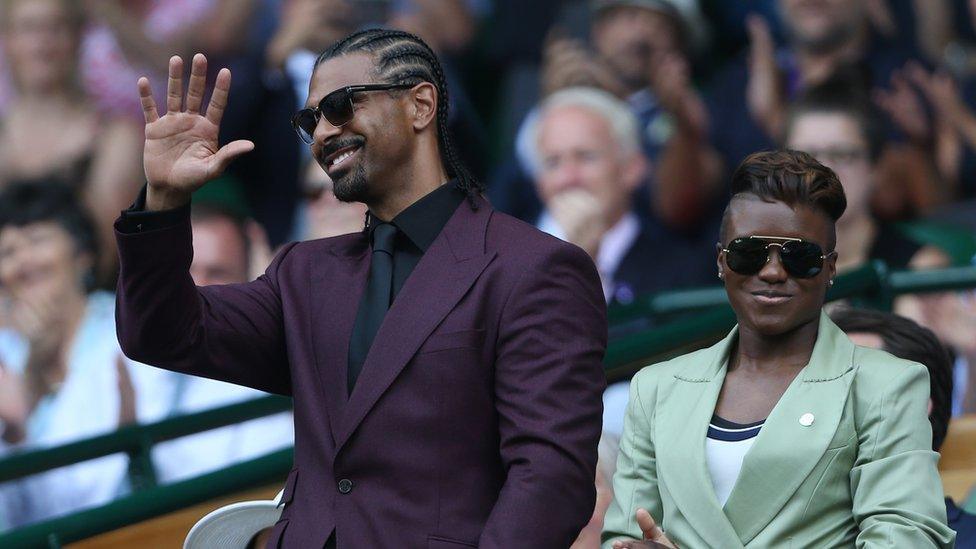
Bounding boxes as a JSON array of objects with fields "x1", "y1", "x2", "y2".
[{"x1": 337, "y1": 479, "x2": 353, "y2": 494}]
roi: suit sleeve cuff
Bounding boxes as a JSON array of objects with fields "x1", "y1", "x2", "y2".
[{"x1": 116, "y1": 184, "x2": 190, "y2": 233}]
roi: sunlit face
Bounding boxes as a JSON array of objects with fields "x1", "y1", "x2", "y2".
[
  {"x1": 0, "y1": 221, "x2": 89, "y2": 302},
  {"x1": 591, "y1": 6, "x2": 681, "y2": 91},
  {"x1": 535, "y1": 105, "x2": 644, "y2": 225},
  {"x1": 786, "y1": 112, "x2": 873, "y2": 223},
  {"x1": 306, "y1": 54, "x2": 415, "y2": 204},
  {"x1": 190, "y1": 218, "x2": 248, "y2": 286},
  {"x1": 719, "y1": 197, "x2": 836, "y2": 336},
  {"x1": 1, "y1": 0, "x2": 79, "y2": 93},
  {"x1": 780, "y1": 0, "x2": 865, "y2": 53}
]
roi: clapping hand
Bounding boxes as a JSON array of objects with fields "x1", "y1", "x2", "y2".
[
  {"x1": 140, "y1": 54, "x2": 254, "y2": 211},
  {"x1": 611, "y1": 508, "x2": 679, "y2": 549}
]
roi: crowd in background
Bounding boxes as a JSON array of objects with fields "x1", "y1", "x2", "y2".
[{"x1": 0, "y1": 0, "x2": 975, "y2": 540}]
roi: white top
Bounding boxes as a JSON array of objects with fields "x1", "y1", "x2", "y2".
[
  {"x1": 0, "y1": 292, "x2": 177, "y2": 527},
  {"x1": 537, "y1": 211, "x2": 641, "y2": 302},
  {"x1": 152, "y1": 377, "x2": 294, "y2": 484},
  {"x1": 704, "y1": 416, "x2": 764, "y2": 507}
]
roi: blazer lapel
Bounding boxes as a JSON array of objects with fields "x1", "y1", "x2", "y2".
[
  {"x1": 723, "y1": 312, "x2": 856, "y2": 545},
  {"x1": 335, "y1": 198, "x2": 496, "y2": 453},
  {"x1": 655, "y1": 329, "x2": 744, "y2": 549},
  {"x1": 309, "y1": 234, "x2": 370, "y2": 444}
]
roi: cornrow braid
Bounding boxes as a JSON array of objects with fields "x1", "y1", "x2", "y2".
[{"x1": 316, "y1": 28, "x2": 483, "y2": 208}]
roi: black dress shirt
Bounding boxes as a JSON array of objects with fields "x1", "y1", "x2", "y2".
[{"x1": 376, "y1": 182, "x2": 466, "y2": 300}]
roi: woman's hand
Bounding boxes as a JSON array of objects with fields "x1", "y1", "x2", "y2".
[
  {"x1": 140, "y1": 54, "x2": 254, "y2": 211},
  {"x1": 612, "y1": 508, "x2": 679, "y2": 549},
  {"x1": 0, "y1": 360, "x2": 28, "y2": 444}
]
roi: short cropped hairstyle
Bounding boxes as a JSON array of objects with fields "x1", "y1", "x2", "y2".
[
  {"x1": 525, "y1": 86, "x2": 641, "y2": 177},
  {"x1": 0, "y1": 179, "x2": 98, "y2": 261},
  {"x1": 784, "y1": 67, "x2": 886, "y2": 163},
  {"x1": 829, "y1": 307, "x2": 953, "y2": 452},
  {"x1": 721, "y1": 150, "x2": 847, "y2": 247}
]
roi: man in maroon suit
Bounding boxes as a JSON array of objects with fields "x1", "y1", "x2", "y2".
[{"x1": 114, "y1": 29, "x2": 607, "y2": 548}]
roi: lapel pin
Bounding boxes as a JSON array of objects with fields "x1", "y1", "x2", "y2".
[{"x1": 799, "y1": 413, "x2": 815, "y2": 427}]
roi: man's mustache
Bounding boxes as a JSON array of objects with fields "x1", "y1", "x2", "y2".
[{"x1": 318, "y1": 136, "x2": 366, "y2": 161}]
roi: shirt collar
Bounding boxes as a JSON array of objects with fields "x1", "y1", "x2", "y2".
[
  {"x1": 536, "y1": 210, "x2": 641, "y2": 302},
  {"x1": 368, "y1": 181, "x2": 465, "y2": 252}
]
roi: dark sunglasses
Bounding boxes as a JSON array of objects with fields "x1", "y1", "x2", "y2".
[
  {"x1": 292, "y1": 83, "x2": 414, "y2": 144},
  {"x1": 721, "y1": 236, "x2": 834, "y2": 279}
]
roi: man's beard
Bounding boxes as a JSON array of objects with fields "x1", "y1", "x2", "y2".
[{"x1": 332, "y1": 162, "x2": 370, "y2": 203}]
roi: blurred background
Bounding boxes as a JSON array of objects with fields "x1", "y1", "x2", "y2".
[{"x1": 1, "y1": 0, "x2": 976, "y2": 545}]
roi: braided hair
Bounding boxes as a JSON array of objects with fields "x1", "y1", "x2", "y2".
[{"x1": 316, "y1": 28, "x2": 483, "y2": 208}]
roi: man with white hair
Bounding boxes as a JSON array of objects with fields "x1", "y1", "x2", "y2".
[{"x1": 528, "y1": 87, "x2": 714, "y2": 305}]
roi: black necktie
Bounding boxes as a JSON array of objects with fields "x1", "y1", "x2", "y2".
[{"x1": 347, "y1": 222, "x2": 397, "y2": 394}]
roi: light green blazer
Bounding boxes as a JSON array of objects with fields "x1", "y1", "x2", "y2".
[{"x1": 602, "y1": 312, "x2": 955, "y2": 548}]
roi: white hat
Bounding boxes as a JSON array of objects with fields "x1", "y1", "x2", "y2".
[{"x1": 183, "y1": 490, "x2": 285, "y2": 549}]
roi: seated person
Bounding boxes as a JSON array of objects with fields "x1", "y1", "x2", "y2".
[
  {"x1": 602, "y1": 150, "x2": 953, "y2": 548},
  {"x1": 0, "y1": 181, "x2": 173, "y2": 526},
  {"x1": 525, "y1": 86, "x2": 715, "y2": 305},
  {"x1": 783, "y1": 72, "x2": 949, "y2": 272},
  {"x1": 830, "y1": 307, "x2": 976, "y2": 545}
]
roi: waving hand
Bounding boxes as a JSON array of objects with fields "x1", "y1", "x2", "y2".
[{"x1": 140, "y1": 54, "x2": 254, "y2": 210}]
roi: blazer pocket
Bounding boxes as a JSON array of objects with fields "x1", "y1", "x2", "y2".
[
  {"x1": 428, "y1": 534, "x2": 479, "y2": 548},
  {"x1": 416, "y1": 329, "x2": 485, "y2": 355}
]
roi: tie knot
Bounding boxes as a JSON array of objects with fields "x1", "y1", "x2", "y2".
[{"x1": 371, "y1": 222, "x2": 397, "y2": 255}]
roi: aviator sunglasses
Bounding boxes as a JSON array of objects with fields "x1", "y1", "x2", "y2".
[
  {"x1": 292, "y1": 83, "x2": 414, "y2": 144},
  {"x1": 721, "y1": 236, "x2": 834, "y2": 279}
]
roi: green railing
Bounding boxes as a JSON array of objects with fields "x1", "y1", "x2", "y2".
[{"x1": 0, "y1": 261, "x2": 975, "y2": 547}]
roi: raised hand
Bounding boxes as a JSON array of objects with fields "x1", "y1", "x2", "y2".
[
  {"x1": 0, "y1": 360, "x2": 28, "y2": 444},
  {"x1": 140, "y1": 53, "x2": 254, "y2": 211},
  {"x1": 874, "y1": 69, "x2": 931, "y2": 144},
  {"x1": 548, "y1": 188, "x2": 609, "y2": 260}
]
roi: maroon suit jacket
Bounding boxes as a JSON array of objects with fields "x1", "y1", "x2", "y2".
[{"x1": 115, "y1": 196, "x2": 607, "y2": 548}]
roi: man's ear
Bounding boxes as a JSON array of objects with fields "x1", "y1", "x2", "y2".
[{"x1": 409, "y1": 82, "x2": 438, "y2": 132}]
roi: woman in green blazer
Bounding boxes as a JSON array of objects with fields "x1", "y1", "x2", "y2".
[{"x1": 602, "y1": 151, "x2": 955, "y2": 548}]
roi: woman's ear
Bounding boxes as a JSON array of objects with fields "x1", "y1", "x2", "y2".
[{"x1": 410, "y1": 82, "x2": 438, "y2": 131}]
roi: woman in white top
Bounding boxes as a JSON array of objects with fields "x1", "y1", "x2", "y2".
[{"x1": 0, "y1": 181, "x2": 173, "y2": 527}]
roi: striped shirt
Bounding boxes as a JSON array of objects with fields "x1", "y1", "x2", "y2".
[{"x1": 705, "y1": 415, "x2": 764, "y2": 506}]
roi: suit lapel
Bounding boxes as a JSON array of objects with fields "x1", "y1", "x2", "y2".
[
  {"x1": 308, "y1": 234, "x2": 370, "y2": 444},
  {"x1": 723, "y1": 312, "x2": 856, "y2": 545},
  {"x1": 335, "y1": 198, "x2": 496, "y2": 453},
  {"x1": 655, "y1": 329, "x2": 744, "y2": 549}
]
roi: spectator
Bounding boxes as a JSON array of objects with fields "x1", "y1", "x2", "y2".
[
  {"x1": 151, "y1": 203, "x2": 293, "y2": 484},
  {"x1": 0, "y1": 0, "x2": 143, "y2": 287},
  {"x1": 784, "y1": 72, "x2": 949, "y2": 272},
  {"x1": 526, "y1": 87, "x2": 715, "y2": 305},
  {"x1": 79, "y1": 0, "x2": 257, "y2": 121},
  {"x1": 663, "y1": 0, "x2": 927, "y2": 225},
  {"x1": 830, "y1": 307, "x2": 976, "y2": 545},
  {"x1": 0, "y1": 181, "x2": 173, "y2": 526},
  {"x1": 603, "y1": 150, "x2": 954, "y2": 547},
  {"x1": 494, "y1": 0, "x2": 709, "y2": 227},
  {"x1": 912, "y1": 284, "x2": 976, "y2": 416}
]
